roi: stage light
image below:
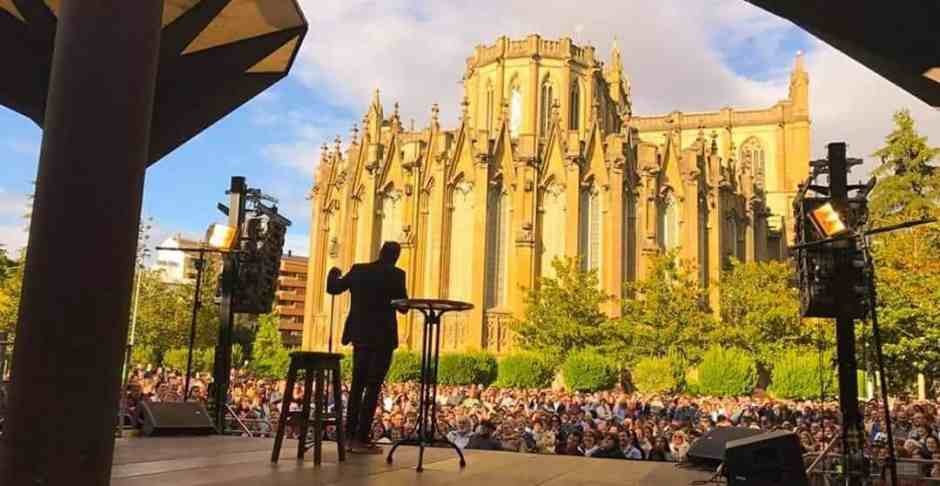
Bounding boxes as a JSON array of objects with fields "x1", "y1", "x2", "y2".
[
  {"x1": 809, "y1": 202, "x2": 849, "y2": 237},
  {"x1": 206, "y1": 223, "x2": 237, "y2": 250}
]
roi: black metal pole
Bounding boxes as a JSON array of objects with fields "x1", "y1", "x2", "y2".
[
  {"x1": 212, "y1": 176, "x2": 246, "y2": 431},
  {"x1": 184, "y1": 250, "x2": 206, "y2": 401},
  {"x1": 828, "y1": 142, "x2": 865, "y2": 486}
]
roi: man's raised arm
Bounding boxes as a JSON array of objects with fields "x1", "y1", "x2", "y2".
[{"x1": 326, "y1": 266, "x2": 350, "y2": 295}]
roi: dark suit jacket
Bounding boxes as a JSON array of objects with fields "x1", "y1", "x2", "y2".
[{"x1": 326, "y1": 262, "x2": 408, "y2": 349}]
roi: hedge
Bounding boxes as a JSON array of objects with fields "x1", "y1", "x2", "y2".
[
  {"x1": 696, "y1": 347, "x2": 757, "y2": 397},
  {"x1": 632, "y1": 356, "x2": 680, "y2": 394},
  {"x1": 769, "y1": 347, "x2": 838, "y2": 400},
  {"x1": 495, "y1": 352, "x2": 555, "y2": 389},
  {"x1": 562, "y1": 349, "x2": 617, "y2": 392},
  {"x1": 336, "y1": 351, "x2": 425, "y2": 383},
  {"x1": 438, "y1": 351, "x2": 498, "y2": 386},
  {"x1": 388, "y1": 351, "x2": 423, "y2": 383}
]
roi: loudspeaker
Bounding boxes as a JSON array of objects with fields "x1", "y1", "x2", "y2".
[
  {"x1": 724, "y1": 430, "x2": 808, "y2": 486},
  {"x1": 139, "y1": 402, "x2": 215, "y2": 437},
  {"x1": 688, "y1": 427, "x2": 764, "y2": 466}
]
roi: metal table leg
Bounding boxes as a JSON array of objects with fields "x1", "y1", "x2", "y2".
[{"x1": 386, "y1": 309, "x2": 466, "y2": 471}]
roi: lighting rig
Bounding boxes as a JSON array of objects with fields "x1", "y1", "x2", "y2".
[
  {"x1": 792, "y1": 143, "x2": 936, "y2": 486},
  {"x1": 210, "y1": 177, "x2": 291, "y2": 430}
]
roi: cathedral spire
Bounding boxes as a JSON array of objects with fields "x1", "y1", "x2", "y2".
[
  {"x1": 460, "y1": 96, "x2": 470, "y2": 122},
  {"x1": 431, "y1": 103, "x2": 440, "y2": 129},
  {"x1": 610, "y1": 35, "x2": 622, "y2": 72},
  {"x1": 788, "y1": 50, "x2": 809, "y2": 114},
  {"x1": 350, "y1": 123, "x2": 359, "y2": 145}
]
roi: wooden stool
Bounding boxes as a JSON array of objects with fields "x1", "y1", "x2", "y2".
[{"x1": 271, "y1": 351, "x2": 345, "y2": 465}]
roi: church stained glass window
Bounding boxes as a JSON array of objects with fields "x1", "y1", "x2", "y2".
[
  {"x1": 741, "y1": 137, "x2": 765, "y2": 188},
  {"x1": 485, "y1": 183, "x2": 510, "y2": 308},
  {"x1": 658, "y1": 192, "x2": 679, "y2": 251},
  {"x1": 540, "y1": 77, "x2": 554, "y2": 135},
  {"x1": 569, "y1": 81, "x2": 580, "y2": 130},
  {"x1": 510, "y1": 85, "x2": 522, "y2": 138},
  {"x1": 579, "y1": 183, "x2": 602, "y2": 275}
]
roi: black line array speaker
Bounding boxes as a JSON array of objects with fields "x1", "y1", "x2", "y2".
[
  {"x1": 724, "y1": 430, "x2": 809, "y2": 486},
  {"x1": 139, "y1": 401, "x2": 215, "y2": 437},
  {"x1": 688, "y1": 427, "x2": 764, "y2": 467}
]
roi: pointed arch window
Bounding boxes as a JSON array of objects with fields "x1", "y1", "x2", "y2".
[
  {"x1": 449, "y1": 182, "x2": 475, "y2": 302},
  {"x1": 485, "y1": 182, "x2": 510, "y2": 308},
  {"x1": 740, "y1": 137, "x2": 765, "y2": 188},
  {"x1": 485, "y1": 81, "x2": 495, "y2": 135},
  {"x1": 569, "y1": 81, "x2": 580, "y2": 130},
  {"x1": 658, "y1": 191, "x2": 680, "y2": 251},
  {"x1": 579, "y1": 182, "x2": 602, "y2": 274},
  {"x1": 509, "y1": 85, "x2": 522, "y2": 138},
  {"x1": 539, "y1": 77, "x2": 554, "y2": 135}
]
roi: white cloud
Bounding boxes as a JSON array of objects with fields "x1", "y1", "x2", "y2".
[
  {"x1": 804, "y1": 40, "x2": 940, "y2": 180},
  {"x1": 286, "y1": 0, "x2": 938, "y2": 185}
]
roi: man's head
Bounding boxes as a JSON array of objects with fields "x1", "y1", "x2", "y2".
[{"x1": 379, "y1": 241, "x2": 402, "y2": 264}]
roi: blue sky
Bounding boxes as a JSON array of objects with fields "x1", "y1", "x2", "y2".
[{"x1": 1, "y1": 0, "x2": 937, "y2": 257}]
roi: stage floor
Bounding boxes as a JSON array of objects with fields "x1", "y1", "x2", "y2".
[{"x1": 111, "y1": 436, "x2": 714, "y2": 486}]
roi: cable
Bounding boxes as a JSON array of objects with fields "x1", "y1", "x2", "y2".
[{"x1": 861, "y1": 234, "x2": 898, "y2": 486}]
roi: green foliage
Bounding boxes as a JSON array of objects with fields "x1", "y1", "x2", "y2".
[
  {"x1": 438, "y1": 351, "x2": 498, "y2": 386},
  {"x1": 562, "y1": 349, "x2": 617, "y2": 392},
  {"x1": 162, "y1": 348, "x2": 189, "y2": 371},
  {"x1": 631, "y1": 356, "x2": 681, "y2": 394},
  {"x1": 133, "y1": 262, "x2": 222, "y2": 360},
  {"x1": 513, "y1": 257, "x2": 612, "y2": 363},
  {"x1": 867, "y1": 110, "x2": 940, "y2": 393},
  {"x1": 230, "y1": 343, "x2": 245, "y2": 369},
  {"x1": 768, "y1": 348, "x2": 838, "y2": 400},
  {"x1": 608, "y1": 253, "x2": 715, "y2": 366},
  {"x1": 388, "y1": 351, "x2": 422, "y2": 383},
  {"x1": 494, "y1": 352, "x2": 555, "y2": 389},
  {"x1": 340, "y1": 353, "x2": 353, "y2": 382},
  {"x1": 250, "y1": 313, "x2": 291, "y2": 379},
  {"x1": 870, "y1": 110, "x2": 940, "y2": 223},
  {"x1": 130, "y1": 344, "x2": 157, "y2": 367},
  {"x1": 0, "y1": 253, "x2": 25, "y2": 338},
  {"x1": 719, "y1": 259, "x2": 829, "y2": 368},
  {"x1": 696, "y1": 347, "x2": 757, "y2": 397}
]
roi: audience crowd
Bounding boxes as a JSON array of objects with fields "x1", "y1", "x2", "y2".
[{"x1": 121, "y1": 365, "x2": 940, "y2": 480}]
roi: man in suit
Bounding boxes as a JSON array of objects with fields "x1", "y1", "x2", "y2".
[{"x1": 327, "y1": 241, "x2": 407, "y2": 454}]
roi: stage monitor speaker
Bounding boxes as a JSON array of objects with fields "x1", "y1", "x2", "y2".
[
  {"x1": 724, "y1": 430, "x2": 808, "y2": 486},
  {"x1": 688, "y1": 427, "x2": 763, "y2": 466},
  {"x1": 140, "y1": 401, "x2": 215, "y2": 437}
]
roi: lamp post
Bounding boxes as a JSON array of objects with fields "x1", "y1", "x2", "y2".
[{"x1": 157, "y1": 223, "x2": 237, "y2": 402}]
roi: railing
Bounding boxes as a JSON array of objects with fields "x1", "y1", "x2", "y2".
[{"x1": 804, "y1": 451, "x2": 940, "y2": 485}]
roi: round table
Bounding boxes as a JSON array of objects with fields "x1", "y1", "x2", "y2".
[{"x1": 385, "y1": 298, "x2": 473, "y2": 472}]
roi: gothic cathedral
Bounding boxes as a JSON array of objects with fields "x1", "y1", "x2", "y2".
[{"x1": 303, "y1": 35, "x2": 811, "y2": 353}]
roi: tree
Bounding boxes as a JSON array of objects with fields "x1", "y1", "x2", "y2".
[
  {"x1": 512, "y1": 257, "x2": 611, "y2": 363},
  {"x1": 718, "y1": 259, "x2": 829, "y2": 369},
  {"x1": 867, "y1": 110, "x2": 940, "y2": 394},
  {"x1": 0, "y1": 254, "x2": 24, "y2": 338},
  {"x1": 250, "y1": 312, "x2": 291, "y2": 379},
  {"x1": 608, "y1": 253, "x2": 715, "y2": 366}
]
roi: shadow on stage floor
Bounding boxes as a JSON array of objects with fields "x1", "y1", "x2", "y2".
[{"x1": 112, "y1": 436, "x2": 715, "y2": 486}]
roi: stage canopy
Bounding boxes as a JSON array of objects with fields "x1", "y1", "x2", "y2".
[
  {"x1": 747, "y1": 0, "x2": 940, "y2": 108},
  {"x1": 0, "y1": 0, "x2": 307, "y2": 164}
]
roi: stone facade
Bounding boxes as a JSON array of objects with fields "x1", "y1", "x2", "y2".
[{"x1": 302, "y1": 35, "x2": 811, "y2": 353}]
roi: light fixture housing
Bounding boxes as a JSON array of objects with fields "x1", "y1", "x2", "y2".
[
  {"x1": 809, "y1": 202, "x2": 849, "y2": 238},
  {"x1": 206, "y1": 223, "x2": 237, "y2": 249}
]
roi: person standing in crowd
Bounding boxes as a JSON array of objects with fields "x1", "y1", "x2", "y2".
[
  {"x1": 467, "y1": 421, "x2": 502, "y2": 451},
  {"x1": 327, "y1": 241, "x2": 408, "y2": 454}
]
